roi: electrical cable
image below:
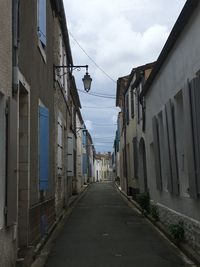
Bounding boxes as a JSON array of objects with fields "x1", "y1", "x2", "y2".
[
  {"x1": 78, "y1": 89, "x2": 116, "y2": 99},
  {"x1": 69, "y1": 31, "x2": 117, "y2": 84},
  {"x1": 92, "y1": 122, "x2": 117, "y2": 126},
  {"x1": 82, "y1": 106, "x2": 116, "y2": 109},
  {"x1": 78, "y1": 89, "x2": 115, "y2": 97}
]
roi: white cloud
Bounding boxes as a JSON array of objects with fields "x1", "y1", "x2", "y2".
[
  {"x1": 85, "y1": 120, "x2": 93, "y2": 131},
  {"x1": 64, "y1": 0, "x2": 186, "y2": 152}
]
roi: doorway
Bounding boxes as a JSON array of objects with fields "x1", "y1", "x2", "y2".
[{"x1": 18, "y1": 82, "x2": 30, "y2": 249}]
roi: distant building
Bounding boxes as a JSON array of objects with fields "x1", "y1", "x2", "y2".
[
  {"x1": 94, "y1": 153, "x2": 113, "y2": 182},
  {"x1": 82, "y1": 129, "x2": 95, "y2": 183}
]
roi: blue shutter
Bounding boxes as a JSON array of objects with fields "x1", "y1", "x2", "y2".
[
  {"x1": 39, "y1": 105, "x2": 49, "y2": 190},
  {"x1": 82, "y1": 154, "x2": 87, "y2": 175},
  {"x1": 38, "y1": 0, "x2": 46, "y2": 46}
]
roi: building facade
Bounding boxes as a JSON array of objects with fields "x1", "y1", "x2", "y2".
[
  {"x1": 141, "y1": 0, "x2": 200, "y2": 253},
  {"x1": 0, "y1": 1, "x2": 93, "y2": 265},
  {"x1": 0, "y1": 0, "x2": 17, "y2": 265}
]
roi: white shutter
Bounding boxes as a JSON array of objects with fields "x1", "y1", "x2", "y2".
[
  {"x1": 57, "y1": 116, "x2": 63, "y2": 175},
  {"x1": 67, "y1": 133, "x2": 74, "y2": 177},
  {"x1": 63, "y1": 52, "x2": 68, "y2": 98},
  {"x1": 56, "y1": 33, "x2": 64, "y2": 87}
]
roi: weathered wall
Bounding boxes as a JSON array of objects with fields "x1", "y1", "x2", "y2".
[
  {"x1": 145, "y1": 3, "x2": 200, "y2": 251},
  {"x1": 0, "y1": 1, "x2": 17, "y2": 266},
  {"x1": 18, "y1": 0, "x2": 55, "y2": 245}
]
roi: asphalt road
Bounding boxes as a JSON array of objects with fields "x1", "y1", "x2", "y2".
[{"x1": 45, "y1": 182, "x2": 194, "y2": 267}]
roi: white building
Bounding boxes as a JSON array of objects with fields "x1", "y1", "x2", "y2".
[{"x1": 141, "y1": 0, "x2": 200, "y2": 253}]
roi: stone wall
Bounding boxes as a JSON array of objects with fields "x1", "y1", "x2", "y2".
[{"x1": 158, "y1": 203, "x2": 200, "y2": 254}]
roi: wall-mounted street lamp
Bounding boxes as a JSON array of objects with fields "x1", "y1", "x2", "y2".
[
  {"x1": 54, "y1": 64, "x2": 92, "y2": 92},
  {"x1": 76, "y1": 127, "x2": 85, "y2": 133}
]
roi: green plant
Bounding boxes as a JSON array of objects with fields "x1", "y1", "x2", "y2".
[
  {"x1": 169, "y1": 221, "x2": 184, "y2": 242},
  {"x1": 136, "y1": 192, "x2": 150, "y2": 213},
  {"x1": 150, "y1": 204, "x2": 159, "y2": 221}
]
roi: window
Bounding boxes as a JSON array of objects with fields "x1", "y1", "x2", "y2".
[
  {"x1": 38, "y1": 0, "x2": 46, "y2": 47},
  {"x1": 67, "y1": 133, "x2": 74, "y2": 177},
  {"x1": 39, "y1": 104, "x2": 49, "y2": 190}
]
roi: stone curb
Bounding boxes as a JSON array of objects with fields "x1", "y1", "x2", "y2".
[
  {"x1": 17, "y1": 184, "x2": 90, "y2": 267},
  {"x1": 115, "y1": 183, "x2": 200, "y2": 267}
]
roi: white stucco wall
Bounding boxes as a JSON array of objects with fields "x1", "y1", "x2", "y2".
[{"x1": 145, "y1": 4, "x2": 200, "y2": 221}]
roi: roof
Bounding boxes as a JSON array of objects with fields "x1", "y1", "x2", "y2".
[
  {"x1": 116, "y1": 75, "x2": 130, "y2": 107},
  {"x1": 124, "y1": 62, "x2": 155, "y2": 95},
  {"x1": 116, "y1": 62, "x2": 155, "y2": 107},
  {"x1": 140, "y1": 0, "x2": 199, "y2": 98}
]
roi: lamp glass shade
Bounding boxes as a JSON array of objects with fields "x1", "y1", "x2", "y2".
[{"x1": 82, "y1": 73, "x2": 92, "y2": 92}]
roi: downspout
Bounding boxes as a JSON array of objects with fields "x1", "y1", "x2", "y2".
[{"x1": 12, "y1": 0, "x2": 19, "y2": 95}]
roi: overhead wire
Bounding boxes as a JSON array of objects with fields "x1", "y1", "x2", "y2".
[
  {"x1": 82, "y1": 106, "x2": 117, "y2": 109},
  {"x1": 69, "y1": 31, "x2": 117, "y2": 84},
  {"x1": 77, "y1": 88, "x2": 115, "y2": 97},
  {"x1": 77, "y1": 89, "x2": 116, "y2": 99}
]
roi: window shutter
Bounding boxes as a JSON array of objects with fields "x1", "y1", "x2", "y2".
[
  {"x1": 38, "y1": 0, "x2": 46, "y2": 46},
  {"x1": 190, "y1": 77, "x2": 200, "y2": 195},
  {"x1": 165, "y1": 100, "x2": 179, "y2": 195},
  {"x1": 190, "y1": 78, "x2": 200, "y2": 195},
  {"x1": 67, "y1": 133, "x2": 74, "y2": 176},
  {"x1": 133, "y1": 137, "x2": 138, "y2": 179},
  {"x1": 39, "y1": 105, "x2": 49, "y2": 190},
  {"x1": 126, "y1": 93, "x2": 129, "y2": 124},
  {"x1": 57, "y1": 116, "x2": 63, "y2": 175},
  {"x1": 82, "y1": 154, "x2": 87, "y2": 175},
  {"x1": 183, "y1": 81, "x2": 197, "y2": 198},
  {"x1": 6, "y1": 98, "x2": 18, "y2": 226},
  {"x1": 162, "y1": 107, "x2": 173, "y2": 193},
  {"x1": 152, "y1": 116, "x2": 162, "y2": 191}
]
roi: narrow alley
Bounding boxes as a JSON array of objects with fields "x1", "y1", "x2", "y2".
[
  {"x1": 44, "y1": 182, "x2": 192, "y2": 267},
  {"x1": 2, "y1": 1, "x2": 200, "y2": 266}
]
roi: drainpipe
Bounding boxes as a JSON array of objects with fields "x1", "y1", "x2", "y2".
[{"x1": 12, "y1": 0, "x2": 19, "y2": 95}]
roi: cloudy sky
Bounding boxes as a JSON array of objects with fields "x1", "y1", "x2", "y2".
[{"x1": 63, "y1": 0, "x2": 186, "y2": 153}]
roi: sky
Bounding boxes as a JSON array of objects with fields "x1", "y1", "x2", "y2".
[{"x1": 63, "y1": 0, "x2": 186, "y2": 153}]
